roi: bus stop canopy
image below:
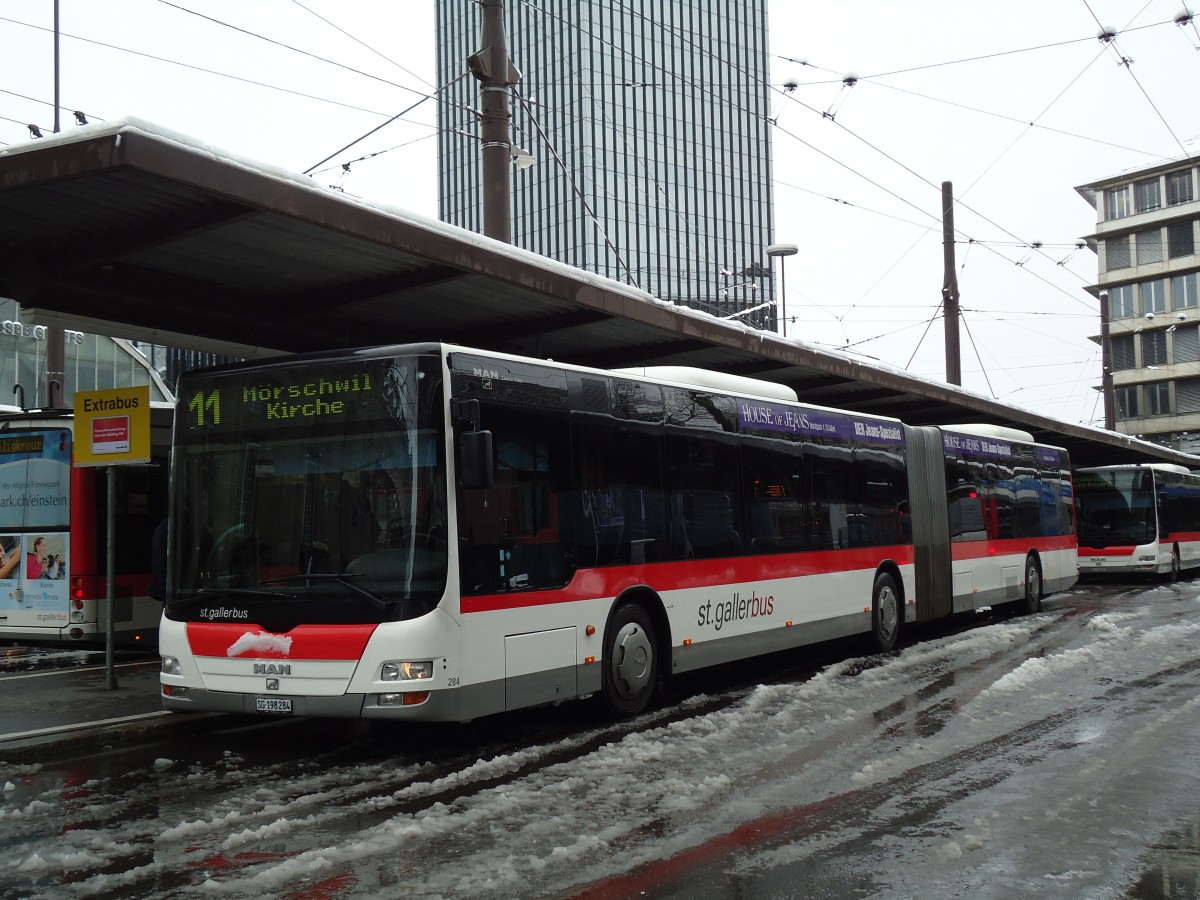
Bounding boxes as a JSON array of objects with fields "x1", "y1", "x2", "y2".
[{"x1": 0, "y1": 118, "x2": 1189, "y2": 469}]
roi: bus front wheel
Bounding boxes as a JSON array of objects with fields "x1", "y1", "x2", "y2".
[
  {"x1": 870, "y1": 572, "x2": 901, "y2": 653},
  {"x1": 1168, "y1": 547, "x2": 1181, "y2": 582},
  {"x1": 601, "y1": 603, "x2": 657, "y2": 717}
]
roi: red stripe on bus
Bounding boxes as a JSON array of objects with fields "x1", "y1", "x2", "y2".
[
  {"x1": 185, "y1": 623, "x2": 377, "y2": 659},
  {"x1": 460, "y1": 545, "x2": 915, "y2": 614},
  {"x1": 1079, "y1": 535, "x2": 1200, "y2": 555},
  {"x1": 949, "y1": 535, "x2": 1076, "y2": 562}
]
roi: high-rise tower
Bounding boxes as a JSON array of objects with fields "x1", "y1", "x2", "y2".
[{"x1": 435, "y1": 0, "x2": 777, "y2": 328}]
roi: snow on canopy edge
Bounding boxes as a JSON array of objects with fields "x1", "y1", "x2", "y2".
[{"x1": 1, "y1": 116, "x2": 1102, "y2": 432}]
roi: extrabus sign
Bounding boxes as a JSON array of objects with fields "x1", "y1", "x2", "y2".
[{"x1": 74, "y1": 386, "x2": 151, "y2": 467}]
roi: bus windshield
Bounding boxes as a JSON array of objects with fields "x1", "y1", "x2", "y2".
[
  {"x1": 1075, "y1": 469, "x2": 1156, "y2": 547},
  {"x1": 166, "y1": 352, "x2": 447, "y2": 625}
]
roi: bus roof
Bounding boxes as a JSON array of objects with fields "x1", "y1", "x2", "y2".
[
  {"x1": 1077, "y1": 463, "x2": 1195, "y2": 475},
  {"x1": 941, "y1": 423, "x2": 1036, "y2": 444},
  {"x1": 611, "y1": 366, "x2": 798, "y2": 402}
]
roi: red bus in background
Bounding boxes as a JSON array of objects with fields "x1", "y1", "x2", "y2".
[{"x1": 0, "y1": 407, "x2": 169, "y2": 647}]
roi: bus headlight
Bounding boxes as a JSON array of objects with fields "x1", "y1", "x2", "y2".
[
  {"x1": 381, "y1": 661, "x2": 433, "y2": 681},
  {"x1": 161, "y1": 656, "x2": 182, "y2": 676}
]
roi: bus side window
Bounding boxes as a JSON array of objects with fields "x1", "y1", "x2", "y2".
[
  {"x1": 742, "y1": 439, "x2": 812, "y2": 554},
  {"x1": 571, "y1": 419, "x2": 667, "y2": 567},
  {"x1": 855, "y1": 447, "x2": 908, "y2": 547},
  {"x1": 945, "y1": 455, "x2": 985, "y2": 542},
  {"x1": 458, "y1": 405, "x2": 573, "y2": 594},
  {"x1": 666, "y1": 431, "x2": 741, "y2": 559},
  {"x1": 806, "y1": 445, "x2": 850, "y2": 550}
]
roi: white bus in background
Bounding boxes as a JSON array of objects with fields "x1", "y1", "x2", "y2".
[
  {"x1": 159, "y1": 344, "x2": 1077, "y2": 721},
  {"x1": 1076, "y1": 463, "x2": 1200, "y2": 579},
  {"x1": 0, "y1": 408, "x2": 169, "y2": 647}
]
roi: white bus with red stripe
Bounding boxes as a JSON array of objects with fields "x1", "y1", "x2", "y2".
[
  {"x1": 1075, "y1": 463, "x2": 1200, "y2": 579},
  {"x1": 158, "y1": 344, "x2": 1077, "y2": 720}
]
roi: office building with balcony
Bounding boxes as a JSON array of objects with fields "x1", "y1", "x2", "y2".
[
  {"x1": 435, "y1": 0, "x2": 778, "y2": 329},
  {"x1": 1079, "y1": 156, "x2": 1200, "y2": 453}
]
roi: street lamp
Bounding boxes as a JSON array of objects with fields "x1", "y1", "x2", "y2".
[{"x1": 766, "y1": 243, "x2": 798, "y2": 337}]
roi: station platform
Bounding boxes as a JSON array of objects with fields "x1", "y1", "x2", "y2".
[{"x1": 0, "y1": 647, "x2": 217, "y2": 761}]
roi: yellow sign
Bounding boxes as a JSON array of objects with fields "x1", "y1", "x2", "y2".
[{"x1": 73, "y1": 386, "x2": 151, "y2": 467}]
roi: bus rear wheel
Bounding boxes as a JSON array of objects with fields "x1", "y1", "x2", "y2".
[
  {"x1": 870, "y1": 572, "x2": 901, "y2": 653},
  {"x1": 1017, "y1": 555, "x2": 1042, "y2": 615},
  {"x1": 602, "y1": 603, "x2": 657, "y2": 717}
]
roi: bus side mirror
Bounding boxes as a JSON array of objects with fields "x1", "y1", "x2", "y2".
[{"x1": 458, "y1": 430, "x2": 494, "y2": 489}]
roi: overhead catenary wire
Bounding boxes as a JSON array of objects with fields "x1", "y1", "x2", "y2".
[
  {"x1": 0, "y1": 3, "x2": 1185, "y2": 428},
  {"x1": 0, "y1": 3, "x2": 1132, "y2": 355},
  {"x1": 511, "y1": 87, "x2": 634, "y2": 283},
  {"x1": 155, "y1": 0, "x2": 431, "y2": 102},
  {"x1": 774, "y1": 16, "x2": 1168, "y2": 83},
  {"x1": 761, "y1": 13, "x2": 1194, "y2": 360},
  {"x1": 771, "y1": 95, "x2": 1099, "y2": 300},
  {"x1": 0, "y1": 1, "x2": 1166, "y2": 301},
  {"x1": 0, "y1": 7, "x2": 481, "y2": 181},
  {"x1": 0, "y1": 12, "x2": 404, "y2": 120},
  {"x1": 286, "y1": 0, "x2": 437, "y2": 92},
  {"x1": 506, "y1": 0, "x2": 1156, "y2": 381},
  {"x1": 1082, "y1": 0, "x2": 1192, "y2": 158}
]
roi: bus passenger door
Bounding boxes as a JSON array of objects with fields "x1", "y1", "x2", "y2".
[{"x1": 458, "y1": 406, "x2": 573, "y2": 595}]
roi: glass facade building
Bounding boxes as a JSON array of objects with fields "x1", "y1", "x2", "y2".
[
  {"x1": 435, "y1": 0, "x2": 778, "y2": 328},
  {"x1": 0, "y1": 298, "x2": 173, "y2": 409}
]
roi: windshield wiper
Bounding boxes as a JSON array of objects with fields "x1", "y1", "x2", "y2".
[{"x1": 259, "y1": 573, "x2": 391, "y2": 610}]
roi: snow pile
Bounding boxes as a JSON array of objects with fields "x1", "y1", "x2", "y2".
[{"x1": 3, "y1": 584, "x2": 1200, "y2": 898}]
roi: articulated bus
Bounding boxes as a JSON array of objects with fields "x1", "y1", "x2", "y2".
[
  {"x1": 159, "y1": 344, "x2": 1076, "y2": 720},
  {"x1": 0, "y1": 408, "x2": 170, "y2": 647},
  {"x1": 1075, "y1": 463, "x2": 1200, "y2": 579}
]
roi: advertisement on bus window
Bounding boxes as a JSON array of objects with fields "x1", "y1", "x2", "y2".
[{"x1": 0, "y1": 429, "x2": 72, "y2": 621}]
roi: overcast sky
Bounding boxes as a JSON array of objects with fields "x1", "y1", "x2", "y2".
[{"x1": 2, "y1": 1, "x2": 1197, "y2": 432}]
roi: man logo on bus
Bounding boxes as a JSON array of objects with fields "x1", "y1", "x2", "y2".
[{"x1": 254, "y1": 663, "x2": 291, "y2": 676}]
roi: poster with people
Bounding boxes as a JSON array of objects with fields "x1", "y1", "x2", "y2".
[
  {"x1": 0, "y1": 429, "x2": 72, "y2": 620},
  {"x1": 18, "y1": 533, "x2": 70, "y2": 611},
  {"x1": 0, "y1": 534, "x2": 18, "y2": 583},
  {"x1": 0, "y1": 533, "x2": 70, "y2": 617}
]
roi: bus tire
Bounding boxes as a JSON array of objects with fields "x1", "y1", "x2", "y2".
[
  {"x1": 870, "y1": 572, "x2": 901, "y2": 653},
  {"x1": 602, "y1": 602, "x2": 657, "y2": 717},
  {"x1": 1017, "y1": 555, "x2": 1042, "y2": 615}
]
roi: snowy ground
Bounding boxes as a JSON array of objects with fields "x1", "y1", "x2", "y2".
[{"x1": 2, "y1": 581, "x2": 1199, "y2": 898}]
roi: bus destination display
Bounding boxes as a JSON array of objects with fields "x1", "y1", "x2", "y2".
[{"x1": 186, "y1": 369, "x2": 379, "y2": 430}]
